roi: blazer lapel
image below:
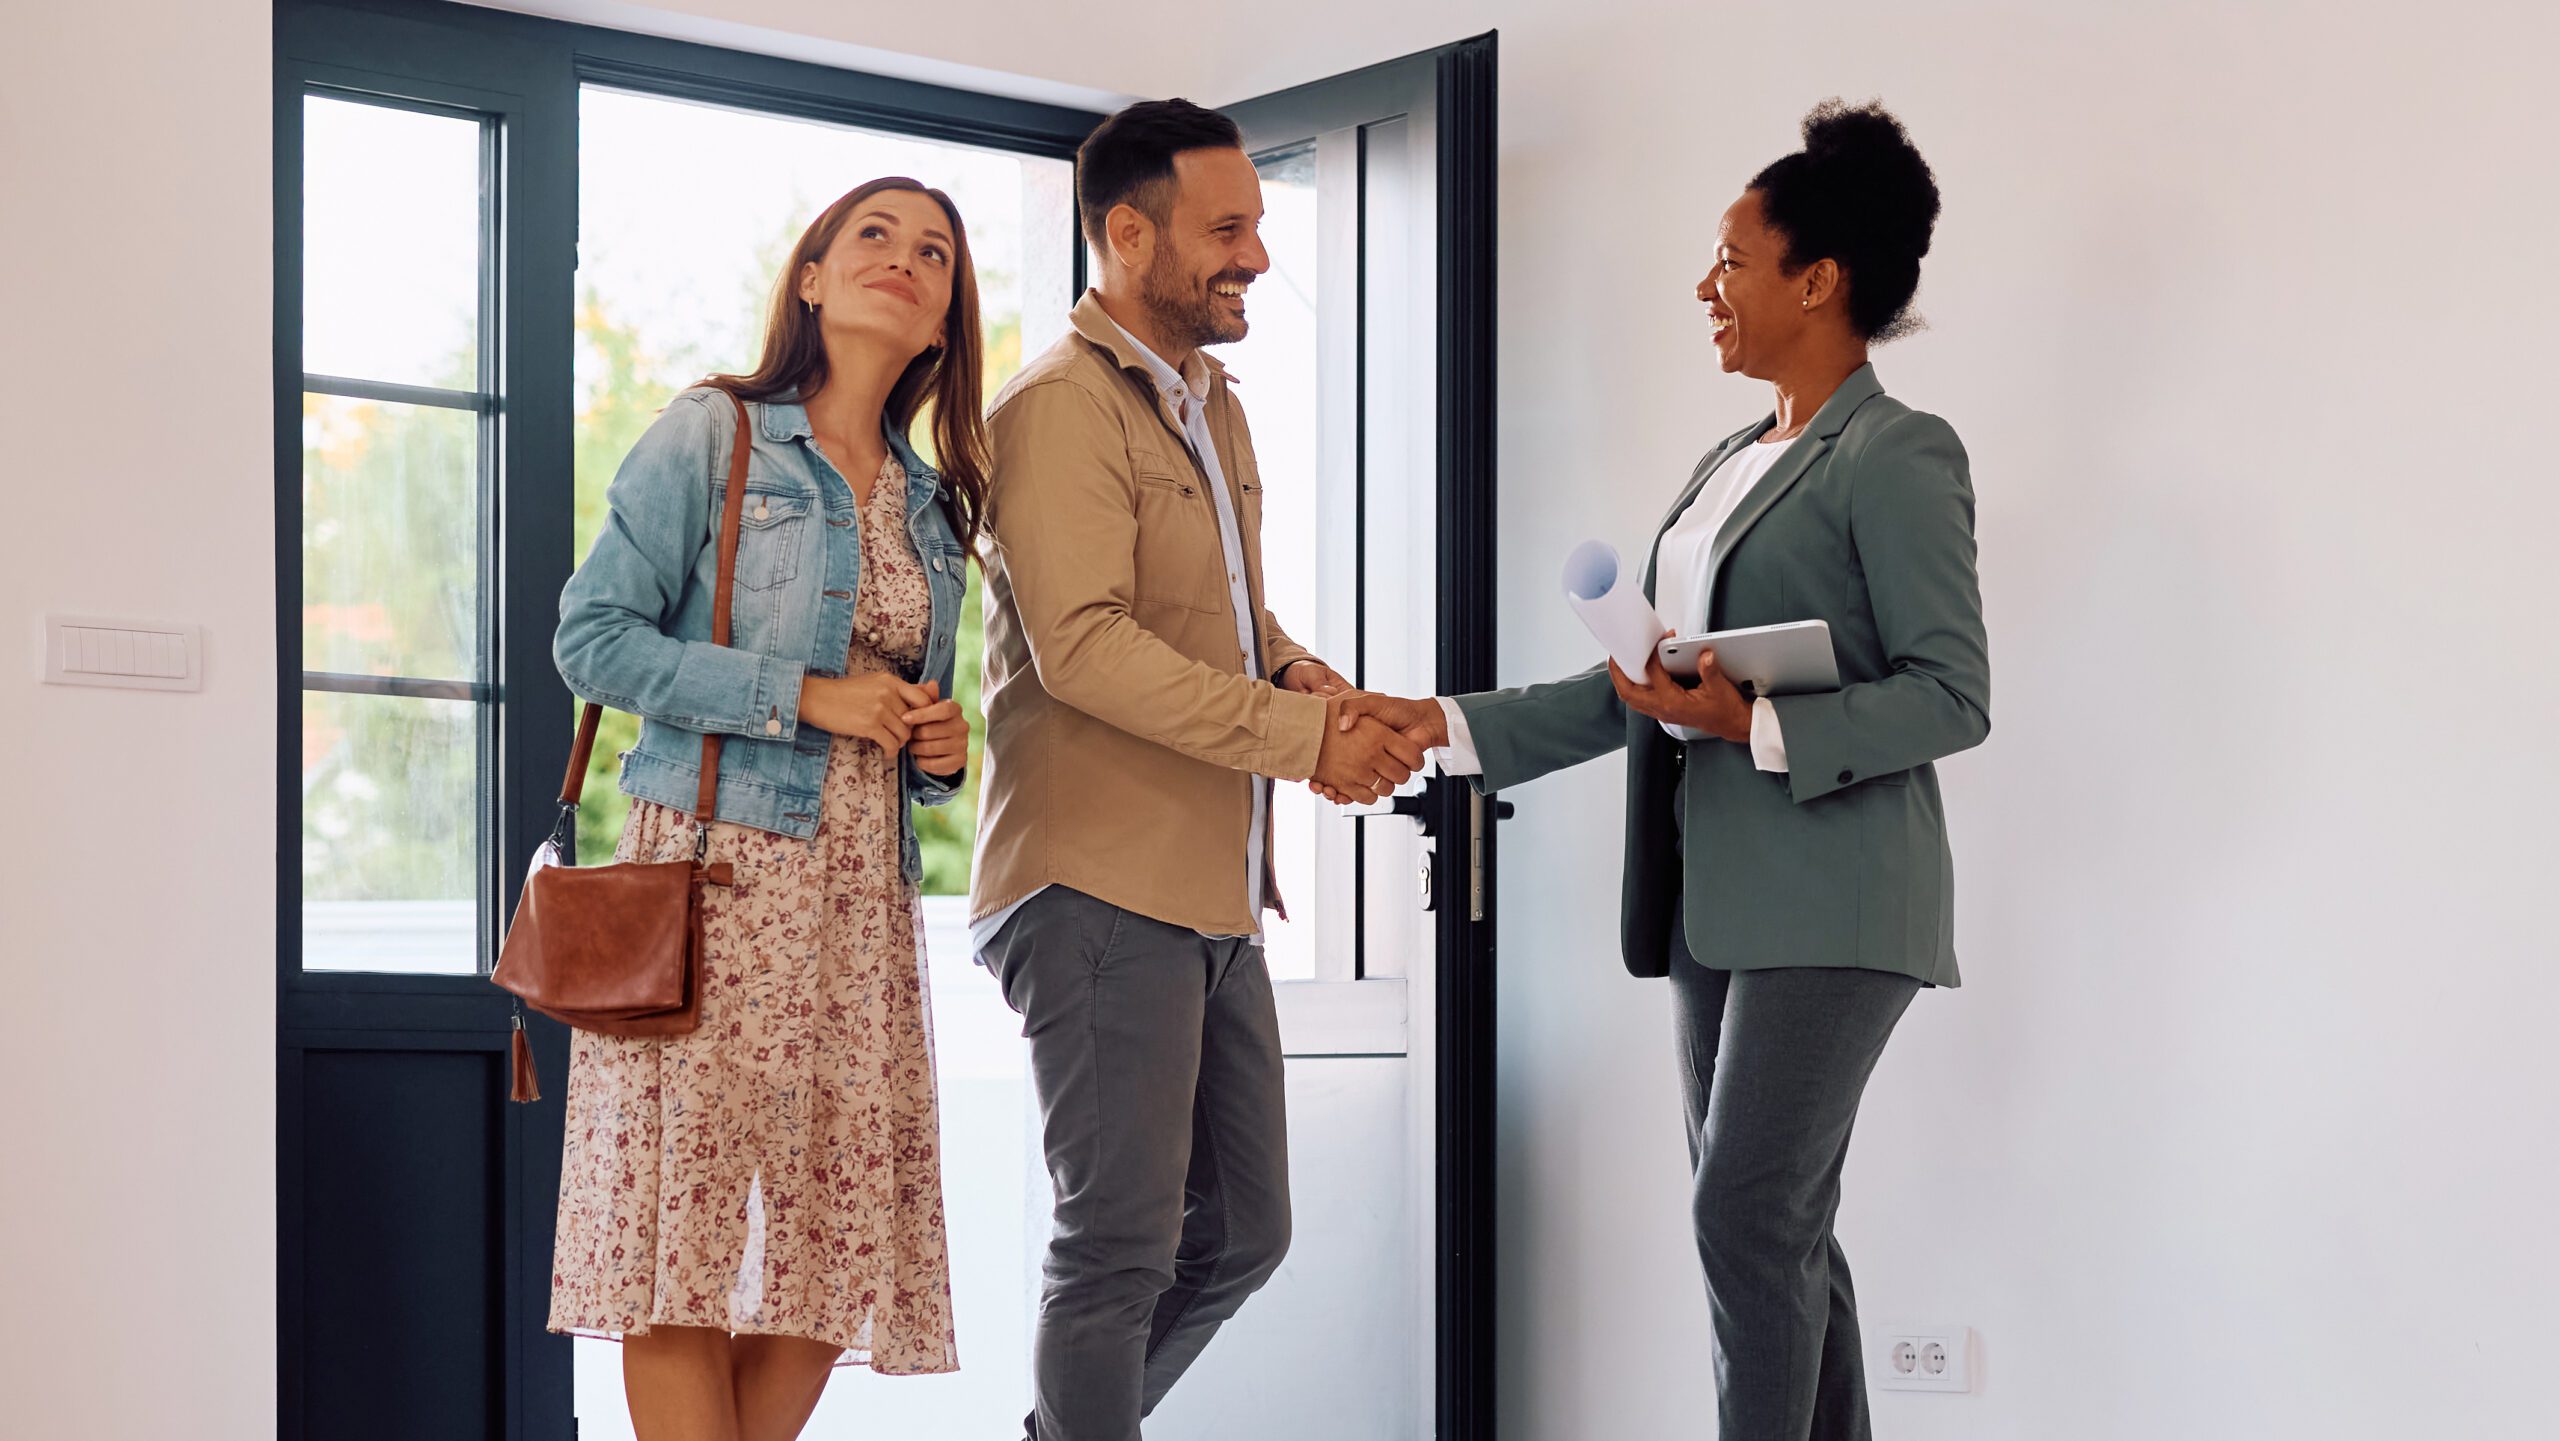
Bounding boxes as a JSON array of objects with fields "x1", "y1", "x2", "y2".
[
  {"x1": 1703, "y1": 434, "x2": 1827, "y2": 585},
  {"x1": 1642, "y1": 424, "x2": 1771, "y2": 603},
  {"x1": 1699, "y1": 364, "x2": 1887, "y2": 612}
]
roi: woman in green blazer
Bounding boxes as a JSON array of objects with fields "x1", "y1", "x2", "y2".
[{"x1": 1336, "y1": 101, "x2": 1987, "y2": 1440}]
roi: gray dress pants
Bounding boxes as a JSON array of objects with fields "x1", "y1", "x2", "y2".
[
  {"x1": 982, "y1": 886, "x2": 1292, "y2": 1441},
  {"x1": 1669, "y1": 894, "x2": 1921, "y2": 1441}
]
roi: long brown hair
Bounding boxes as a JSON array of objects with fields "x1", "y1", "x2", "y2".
[{"x1": 705, "y1": 177, "x2": 991, "y2": 551}]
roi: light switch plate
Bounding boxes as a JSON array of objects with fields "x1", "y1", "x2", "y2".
[{"x1": 42, "y1": 613, "x2": 203, "y2": 692}]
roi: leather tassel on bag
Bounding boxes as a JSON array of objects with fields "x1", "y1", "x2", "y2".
[{"x1": 510, "y1": 1015, "x2": 541, "y2": 1104}]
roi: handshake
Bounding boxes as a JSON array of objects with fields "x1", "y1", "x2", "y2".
[{"x1": 1282, "y1": 660, "x2": 1449, "y2": 807}]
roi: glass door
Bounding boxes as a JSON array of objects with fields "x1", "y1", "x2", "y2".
[{"x1": 1136, "y1": 36, "x2": 1503, "y2": 1440}]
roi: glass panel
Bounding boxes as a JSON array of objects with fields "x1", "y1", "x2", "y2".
[
  {"x1": 303, "y1": 94, "x2": 482, "y2": 388},
  {"x1": 301, "y1": 691, "x2": 480, "y2": 974},
  {"x1": 574, "y1": 86, "x2": 1056, "y2": 405},
  {"x1": 1235, "y1": 143, "x2": 1327, "y2": 983},
  {"x1": 571, "y1": 85, "x2": 1071, "y2": 890},
  {"x1": 1353, "y1": 115, "x2": 1438, "y2": 982},
  {"x1": 302, "y1": 394, "x2": 480, "y2": 680},
  {"x1": 571, "y1": 91, "x2": 1077, "y2": 1436}
]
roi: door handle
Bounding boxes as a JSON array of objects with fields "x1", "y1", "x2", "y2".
[
  {"x1": 1382, "y1": 777, "x2": 1511, "y2": 835},
  {"x1": 1387, "y1": 788, "x2": 1437, "y2": 837},
  {"x1": 1468, "y1": 793, "x2": 1515, "y2": 922}
]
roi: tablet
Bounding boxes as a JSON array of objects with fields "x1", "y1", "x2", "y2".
[{"x1": 1656, "y1": 620, "x2": 1838, "y2": 696}]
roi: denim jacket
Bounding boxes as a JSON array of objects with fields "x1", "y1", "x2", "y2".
[{"x1": 554, "y1": 386, "x2": 967, "y2": 881}]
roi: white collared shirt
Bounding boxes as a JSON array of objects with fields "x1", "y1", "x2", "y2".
[
  {"x1": 1437, "y1": 438, "x2": 1793, "y2": 775},
  {"x1": 972, "y1": 316, "x2": 1270, "y2": 954}
]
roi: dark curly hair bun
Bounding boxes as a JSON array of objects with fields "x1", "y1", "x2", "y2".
[{"x1": 1751, "y1": 99, "x2": 1940, "y2": 342}]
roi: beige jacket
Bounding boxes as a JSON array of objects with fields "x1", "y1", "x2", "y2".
[{"x1": 969, "y1": 292, "x2": 1326, "y2": 934}]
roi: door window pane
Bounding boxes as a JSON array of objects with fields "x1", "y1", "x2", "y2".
[
  {"x1": 571, "y1": 85, "x2": 1070, "y2": 894},
  {"x1": 1232, "y1": 142, "x2": 1332, "y2": 982},
  {"x1": 302, "y1": 96, "x2": 483, "y2": 388},
  {"x1": 301, "y1": 395, "x2": 481, "y2": 679},
  {"x1": 574, "y1": 86, "x2": 1058, "y2": 403},
  {"x1": 301, "y1": 691, "x2": 481, "y2": 974},
  {"x1": 298, "y1": 91, "x2": 494, "y2": 975}
]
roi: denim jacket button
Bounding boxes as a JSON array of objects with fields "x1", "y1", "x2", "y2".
[
  {"x1": 764, "y1": 717, "x2": 782, "y2": 736},
  {"x1": 932, "y1": 556, "x2": 944, "y2": 573}
]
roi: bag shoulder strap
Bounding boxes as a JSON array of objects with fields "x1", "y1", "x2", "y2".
[
  {"x1": 694, "y1": 393, "x2": 753, "y2": 824},
  {"x1": 555, "y1": 390, "x2": 757, "y2": 830}
]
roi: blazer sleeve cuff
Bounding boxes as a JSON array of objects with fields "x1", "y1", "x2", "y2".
[{"x1": 1768, "y1": 691, "x2": 1855, "y2": 802}]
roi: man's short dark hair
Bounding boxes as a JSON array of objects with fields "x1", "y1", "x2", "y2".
[{"x1": 1076, "y1": 98, "x2": 1244, "y2": 251}]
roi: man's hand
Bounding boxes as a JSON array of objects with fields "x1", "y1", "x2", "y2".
[
  {"x1": 902, "y1": 680, "x2": 971, "y2": 777},
  {"x1": 1609, "y1": 633, "x2": 1751, "y2": 742},
  {"x1": 1311, "y1": 693, "x2": 1427, "y2": 805},
  {"x1": 1277, "y1": 659, "x2": 1352, "y2": 697},
  {"x1": 1307, "y1": 692, "x2": 1447, "y2": 804}
]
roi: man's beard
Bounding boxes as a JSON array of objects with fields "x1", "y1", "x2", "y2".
[{"x1": 1141, "y1": 247, "x2": 1249, "y2": 350}]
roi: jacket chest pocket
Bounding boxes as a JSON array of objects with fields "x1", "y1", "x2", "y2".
[
  {"x1": 727, "y1": 489, "x2": 811, "y2": 592},
  {"x1": 1131, "y1": 468, "x2": 1223, "y2": 611}
]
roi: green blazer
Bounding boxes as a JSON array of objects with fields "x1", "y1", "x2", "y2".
[{"x1": 1455, "y1": 365, "x2": 1988, "y2": 986}]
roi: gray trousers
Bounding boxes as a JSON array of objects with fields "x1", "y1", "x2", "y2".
[
  {"x1": 1669, "y1": 901, "x2": 1920, "y2": 1441},
  {"x1": 982, "y1": 886, "x2": 1292, "y2": 1441}
]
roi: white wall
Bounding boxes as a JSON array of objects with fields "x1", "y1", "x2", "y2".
[
  {"x1": 12, "y1": 0, "x2": 2556, "y2": 1436},
  {"x1": 0, "y1": 1, "x2": 278, "y2": 1437},
  {"x1": 1483, "y1": 8, "x2": 2560, "y2": 1437}
]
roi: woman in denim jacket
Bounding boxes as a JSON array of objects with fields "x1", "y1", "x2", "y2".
[{"x1": 546, "y1": 177, "x2": 985, "y2": 1439}]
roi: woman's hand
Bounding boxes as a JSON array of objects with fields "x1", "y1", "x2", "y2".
[
  {"x1": 902, "y1": 681, "x2": 971, "y2": 777},
  {"x1": 1610, "y1": 635, "x2": 1753, "y2": 743},
  {"x1": 799, "y1": 672, "x2": 933, "y2": 753}
]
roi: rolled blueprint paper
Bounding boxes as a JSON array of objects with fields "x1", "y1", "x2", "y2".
[{"x1": 1561, "y1": 540, "x2": 1668, "y2": 677}]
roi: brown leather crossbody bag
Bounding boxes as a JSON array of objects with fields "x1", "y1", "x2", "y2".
[{"x1": 491, "y1": 391, "x2": 755, "y2": 1099}]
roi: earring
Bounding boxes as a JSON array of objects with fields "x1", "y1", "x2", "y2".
[{"x1": 804, "y1": 299, "x2": 817, "y2": 316}]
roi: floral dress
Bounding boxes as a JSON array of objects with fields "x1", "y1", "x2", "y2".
[{"x1": 549, "y1": 455, "x2": 958, "y2": 1375}]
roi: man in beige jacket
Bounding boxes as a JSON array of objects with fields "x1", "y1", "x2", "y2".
[{"x1": 970, "y1": 99, "x2": 1421, "y2": 1441}]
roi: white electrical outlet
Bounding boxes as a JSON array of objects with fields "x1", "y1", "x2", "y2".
[{"x1": 1873, "y1": 1323, "x2": 1972, "y2": 1393}]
